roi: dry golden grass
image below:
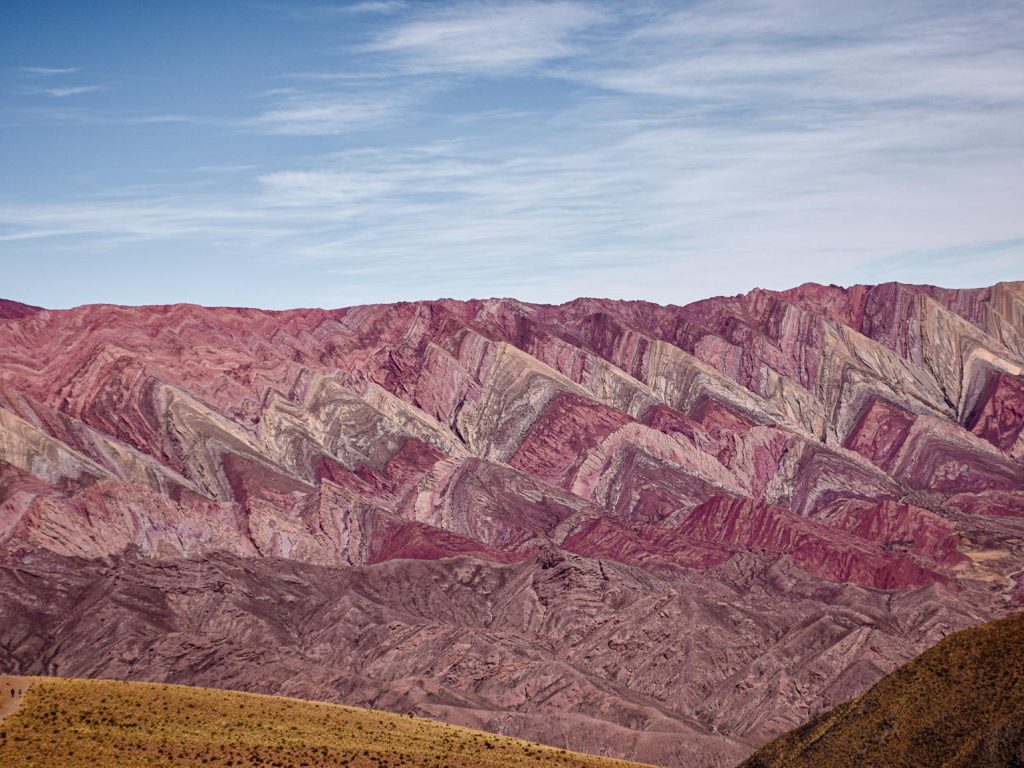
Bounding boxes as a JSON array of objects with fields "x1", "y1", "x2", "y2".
[
  {"x1": 0, "y1": 677, "x2": 651, "y2": 768},
  {"x1": 741, "y1": 613, "x2": 1024, "y2": 768}
]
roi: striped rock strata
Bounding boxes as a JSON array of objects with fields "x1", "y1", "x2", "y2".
[{"x1": 0, "y1": 283, "x2": 1022, "y2": 767}]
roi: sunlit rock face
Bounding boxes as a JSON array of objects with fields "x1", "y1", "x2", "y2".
[{"x1": 1, "y1": 281, "x2": 1022, "y2": 767}]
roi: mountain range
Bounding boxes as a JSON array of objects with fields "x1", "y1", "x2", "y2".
[{"x1": 0, "y1": 281, "x2": 1022, "y2": 766}]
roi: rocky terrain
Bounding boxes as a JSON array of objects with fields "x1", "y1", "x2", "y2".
[
  {"x1": 740, "y1": 613, "x2": 1024, "y2": 768},
  {"x1": 0, "y1": 281, "x2": 1022, "y2": 766}
]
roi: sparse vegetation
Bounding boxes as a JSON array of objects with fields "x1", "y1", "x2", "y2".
[
  {"x1": 0, "y1": 677, "x2": 650, "y2": 768},
  {"x1": 741, "y1": 613, "x2": 1024, "y2": 768}
]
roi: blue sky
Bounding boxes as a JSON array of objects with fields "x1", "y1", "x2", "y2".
[{"x1": 1, "y1": 0, "x2": 1022, "y2": 309}]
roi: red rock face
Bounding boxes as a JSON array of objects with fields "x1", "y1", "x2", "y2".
[
  {"x1": 843, "y1": 396, "x2": 918, "y2": 469},
  {"x1": 0, "y1": 281, "x2": 1022, "y2": 768},
  {"x1": 967, "y1": 370, "x2": 1024, "y2": 459}
]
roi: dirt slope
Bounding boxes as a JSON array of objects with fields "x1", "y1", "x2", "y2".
[
  {"x1": 739, "y1": 613, "x2": 1024, "y2": 768},
  {"x1": 0, "y1": 676, "x2": 651, "y2": 768}
]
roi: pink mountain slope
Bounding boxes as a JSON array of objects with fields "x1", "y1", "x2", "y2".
[{"x1": 0, "y1": 281, "x2": 1022, "y2": 767}]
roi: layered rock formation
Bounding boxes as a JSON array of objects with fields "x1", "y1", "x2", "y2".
[{"x1": 0, "y1": 281, "x2": 1022, "y2": 767}]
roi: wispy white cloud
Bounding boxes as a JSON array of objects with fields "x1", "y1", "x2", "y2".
[
  {"x1": 0, "y1": 197, "x2": 281, "y2": 242},
  {"x1": 13, "y1": 65, "x2": 105, "y2": 99},
  {"x1": 35, "y1": 85, "x2": 104, "y2": 98},
  {"x1": 570, "y1": 2, "x2": 1024, "y2": 107},
  {"x1": 271, "y1": 1, "x2": 408, "y2": 20},
  {"x1": 18, "y1": 66, "x2": 80, "y2": 75},
  {"x1": 1, "y1": 104, "x2": 211, "y2": 127},
  {"x1": 359, "y1": 1, "x2": 609, "y2": 73},
  {"x1": 342, "y1": 1, "x2": 408, "y2": 13},
  {"x1": 248, "y1": 89, "x2": 412, "y2": 134},
  {"x1": 258, "y1": 169, "x2": 394, "y2": 206}
]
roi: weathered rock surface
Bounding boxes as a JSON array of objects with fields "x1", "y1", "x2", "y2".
[{"x1": 0, "y1": 281, "x2": 1022, "y2": 767}]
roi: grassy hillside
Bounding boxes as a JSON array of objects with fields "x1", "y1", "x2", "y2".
[
  {"x1": 0, "y1": 676, "x2": 650, "y2": 768},
  {"x1": 740, "y1": 613, "x2": 1024, "y2": 768}
]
